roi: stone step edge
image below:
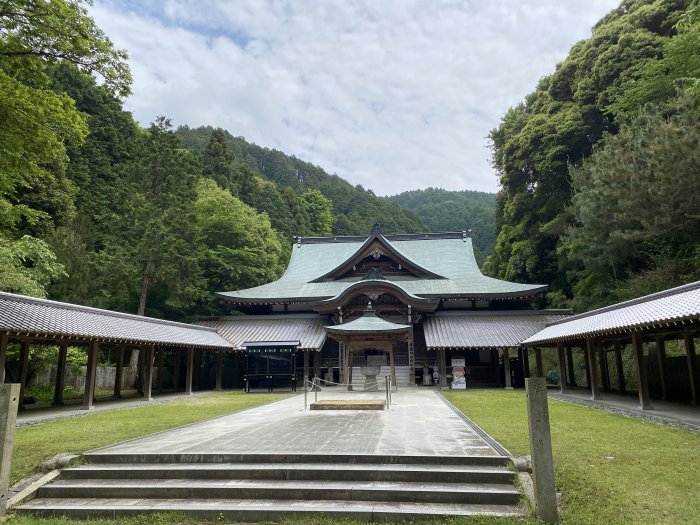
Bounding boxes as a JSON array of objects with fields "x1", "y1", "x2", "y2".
[
  {"x1": 18, "y1": 498, "x2": 524, "y2": 519},
  {"x1": 82, "y1": 453, "x2": 512, "y2": 466}
]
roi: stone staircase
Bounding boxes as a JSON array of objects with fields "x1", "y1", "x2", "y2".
[
  {"x1": 350, "y1": 365, "x2": 412, "y2": 389},
  {"x1": 18, "y1": 452, "x2": 522, "y2": 521}
]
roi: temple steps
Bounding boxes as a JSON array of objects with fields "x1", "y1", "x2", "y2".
[
  {"x1": 350, "y1": 366, "x2": 412, "y2": 388},
  {"x1": 17, "y1": 453, "x2": 522, "y2": 521}
]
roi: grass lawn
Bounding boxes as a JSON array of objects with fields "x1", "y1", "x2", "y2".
[
  {"x1": 9, "y1": 391, "x2": 287, "y2": 486},
  {"x1": 443, "y1": 389, "x2": 700, "y2": 525}
]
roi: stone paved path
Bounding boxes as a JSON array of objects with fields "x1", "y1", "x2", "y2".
[{"x1": 95, "y1": 388, "x2": 502, "y2": 457}]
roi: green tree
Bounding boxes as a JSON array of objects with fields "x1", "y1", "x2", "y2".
[
  {"x1": 565, "y1": 96, "x2": 700, "y2": 309},
  {"x1": 194, "y1": 179, "x2": 284, "y2": 296},
  {"x1": 0, "y1": 0, "x2": 131, "y2": 233},
  {"x1": 0, "y1": 235, "x2": 66, "y2": 297},
  {"x1": 300, "y1": 189, "x2": 333, "y2": 236}
]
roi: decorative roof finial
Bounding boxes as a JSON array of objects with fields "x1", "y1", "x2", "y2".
[{"x1": 372, "y1": 223, "x2": 381, "y2": 234}]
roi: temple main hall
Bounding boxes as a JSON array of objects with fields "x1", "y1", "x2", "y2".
[{"x1": 200, "y1": 224, "x2": 569, "y2": 391}]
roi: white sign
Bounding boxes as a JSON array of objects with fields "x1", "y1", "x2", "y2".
[{"x1": 451, "y1": 357, "x2": 465, "y2": 367}]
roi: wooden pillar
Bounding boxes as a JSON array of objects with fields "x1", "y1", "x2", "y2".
[
  {"x1": 185, "y1": 348, "x2": 194, "y2": 395},
  {"x1": 557, "y1": 342, "x2": 567, "y2": 394},
  {"x1": 172, "y1": 350, "x2": 181, "y2": 390},
  {"x1": 156, "y1": 347, "x2": 165, "y2": 393},
  {"x1": 598, "y1": 344, "x2": 610, "y2": 391},
  {"x1": 52, "y1": 341, "x2": 68, "y2": 406},
  {"x1": 655, "y1": 336, "x2": 668, "y2": 401},
  {"x1": 583, "y1": 344, "x2": 592, "y2": 388},
  {"x1": 614, "y1": 341, "x2": 626, "y2": 394},
  {"x1": 389, "y1": 344, "x2": 397, "y2": 389},
  {"x1": 137, "y1": 349, "x2": 145, "y2": 395},
  {"x1": 503, "y1": 347, "x2": 512, "y2": 389},
  {"x1": 18, "y1": 341, "x2": 30, "y2": 409},
  {"x1": 82, "y1": 341, "x2": 99, "y2": 410},
  {"x1": 534, "y1": 347, "x2": 543, "y2": 377},
  {"x1": 114, "y1": 346, "x2": 124, "y2": 398},
  {"x1": 142, "y1": 346, "x2": 155, "y2": 401},
  {"x1": 685, "y1": 334, "x2": 697, "y2": 405},
  {"x1": 193, "y1": 350, "x2": 201, "y2": 390},
  {"x1": 303, "y1": 350, "x2": 310, "y2": 383},
  {"x1": 632, "y1": 333, "x2": 652, "y2": 409},
  {"x1": 586, "y1": 338, "x2": 600, "y2": 400},
  {"x1": 347, "y1": 347, "x2": 354, "y2": 391},
  {"x1": 215, "y1": 349, "x2": 223, "y2": 391},
  {"x1": 522, "y1": 347, "x2": 530, "y2": 379},
  {"x1": 0, "y1": 333, "x2": 7, "y2": 384},
  {"x1": 439, "y1": 349, "x2": 447, "y2": 388},
  {"x1": 565, "y1": 345, "x2": 576, "y2": 387}
]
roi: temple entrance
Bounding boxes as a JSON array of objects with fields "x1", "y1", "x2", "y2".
[{"x1": 244, "y1": 345, "x2": 297, "y2": 392}]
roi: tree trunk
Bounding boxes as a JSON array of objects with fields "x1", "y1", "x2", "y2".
[{"x1": 127, "y1": 271, "x2": 151, "y2": 388}]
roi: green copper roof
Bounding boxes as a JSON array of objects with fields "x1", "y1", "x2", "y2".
[
  {"x1": 325, "y1": 310, "x2": 411, "y2": 335},
  {"x1": 217, "y1": 232, "x2": 546, "y2": 303}
]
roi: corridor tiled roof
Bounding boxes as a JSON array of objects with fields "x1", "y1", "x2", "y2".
[
  {"x1": 0, "y1": 292, "x2": 231, "y2": 349},
  {"x1": 522, "y1": 281, "x2": 700, "y2": 345},
  {"x1": 197, "y1": 314, "x2": 327, "y2": 350},
  {"x1": 424, "y1": 310, "x2": 571, "y2": 349}
]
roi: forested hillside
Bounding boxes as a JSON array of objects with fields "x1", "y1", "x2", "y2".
[
  {"x1": 384, "y1": 188, "x2": 497, "y2": 263},
  {"x1": 0, "y1": 1, "x2": 424, "y2": 322},
  {"x1": 176, "y1": 126, "x2": 425, "y2": 236},
  {"x1": 486, "y1": 0, "x2": 700, "y2": 311}
]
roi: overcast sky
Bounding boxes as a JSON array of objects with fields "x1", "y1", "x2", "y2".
[{"x1": 91, "y1": 0, "x2": 620, "y2": 196}]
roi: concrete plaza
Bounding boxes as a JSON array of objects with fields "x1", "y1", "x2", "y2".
[{"x1": 94, "y1": 387, "x2": 503, "y2": 457}]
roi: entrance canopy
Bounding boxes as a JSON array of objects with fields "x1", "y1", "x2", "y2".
[
  {"x1": 424, "y1": 310, "x2": 570, "y2": 350},
  {"x1": 197, "y1": 314, "x2": 327, "y2": 351}
]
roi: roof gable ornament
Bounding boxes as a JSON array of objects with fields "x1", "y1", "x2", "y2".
[
  {"x1": 363, "y1": 267, "x2": 387, "y2": 281},
  {"x1": 310, "y1": 225, "x2": 447, "y2": 282}
]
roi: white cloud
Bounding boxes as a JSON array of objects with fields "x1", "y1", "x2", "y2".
[{"x1": 92, "y1": 0, "x2": 620, "y2": 195}]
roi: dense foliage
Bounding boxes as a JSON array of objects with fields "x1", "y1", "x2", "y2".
[
  {"x1": 384, "y1": 188, "x2": 497, "y2": 263},
  {"x1": 486, "y1": 0, "x2": 700, "y2": 310}
]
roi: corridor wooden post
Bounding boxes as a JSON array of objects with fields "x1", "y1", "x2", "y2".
[
  {"x1": 503, "y1": 348, "x2": 512, "y2": 389},
  {"x1": 18, "y1": 341, "x2": 30, "y2": 409},
  {"x1": 156, "y1": 347, "x2": 165, "y2": 393},
  {"x1": 1, "y1": 384, "x2": 20, "y2": 516},
  {"x1": 557, "y1": 342, "x2": 567, "y2": 394},
  {"x1": 52, "y1": 341, "x2": 68, "y2": 406},
  {"x1": 185, "y1": 348, "x2": 194, "y2": 395},
  {"x1": 583, "y1": 344, "x2": 592, "y2": 390},
  {"x1": 614, "y1": 341, "x2": 626, "y2": 394},
  {"x1": 82, "y1": 341, "x2": 99, "y2": 410},
  {"x1": 388, "y1": 344, "x2": 397, "y2": 389},
  {"x1": 565, "y1": 346, "x2": 576, "y2": 387},
  {"x1": 655, "y1": 336, "x2": 668, "y2": 400},
  {"x1": 685, "y1": 334, "x2": 697, "y2": 405},
  {"x1": 535, "y1": 347, "x2": 543, "y2": 377},
  {"x1": 598, "y1": 344, "x2": 610, "y2": 391},
  {"x1": 0, "y1": 334, "x2": 7, "y2": 384},
  {"x1": 143, "y1": 346, "x2": 155, "y2": 401},
  {"x1": 114, "y1": 346, "x2": 124, "y2": 398},
  {"x1": 215, "y1": 349, "x2": 223, "y2": 391},
  {"x1": 632, "y1": 333, "x2": 652, "y2": 409},
  {"x1": 172, "y1": 350, "x2": 181, "y2": 390},
  {"x1": 303, "y1": 350, "x2": 310, "y2": 386},
  {"x1": 586, "y1": 338, "x2": 600, "y2": 400}
]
